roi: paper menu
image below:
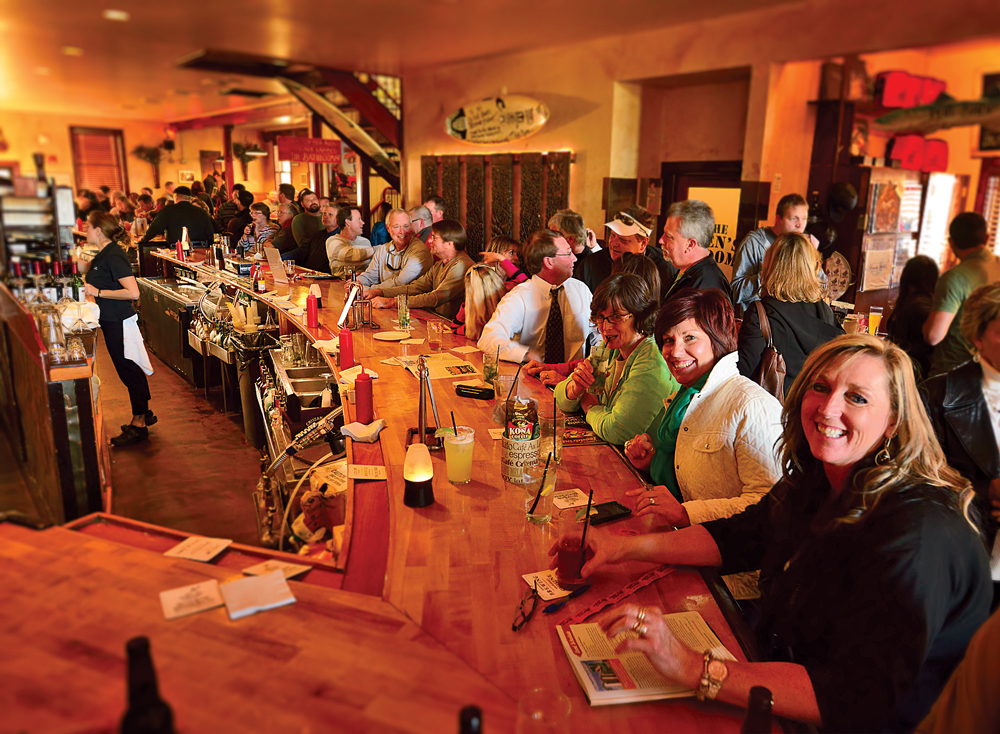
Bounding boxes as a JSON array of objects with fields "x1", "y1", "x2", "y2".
[
  {"x1": 450, "y1": 345, "x2": 481, "y2": 354},
  {"x1": 521, "y1": 570, "x2": 571, "y2": 601},
  {"x1": 160, "y1": 580, "x2": 224, "y2": 620},
  {"x1": 242, "y1": 559, "x2": 312, "y2": 580},
  {"x1": 552, "y1": 488, "x2": 590, "y2": 509},
  {"x1": 220, "y1": 570, "x2": 297, "y2": 621},
  {"x1": 163, "y1": 536, "x2": 232, "y2": 562},
  {"x1": 347, "y1": 465, "x2": 388, "y2": 480}
]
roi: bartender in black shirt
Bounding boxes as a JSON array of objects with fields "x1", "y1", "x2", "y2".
[
  {"x1": 137, "y1": 185, "x2": 215, "y2": 245},
  {"x1": 84, "y1": 212, "x2": 155, "y2": 447}
]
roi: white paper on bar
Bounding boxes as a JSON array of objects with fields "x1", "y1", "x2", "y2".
[
  {"x1": 160, "y1": 579, "x2": 224, "y2": 620},
  {"x1": 272, "y1": 300, "x2": 296, "y2": 309},
  {"x1": 242, "y1": 559, "x2": 312, "y2": 580},
  {"x1": 347, "y1": 465, "x2": 388, "y2": 480},
  {"x1": 450, "y1": 345, "x2": 481, "y2": 354},
  {"x1": 400, "y1": 338, "x2": 425, "y2": 345},
  {"x1": 163, "y1": 536, "x2": 232, "y2": 562},
  {"x1": 338, "y1": 365, "x2": 379, "y2": 383},
  {"x1": 220, "y1": 570, "x2": 296, "y2": 620},
  {"x1": 314, "y1": 339, "x2": 340, "y2": 353},
  {"x1": 553, "y1": 488, "x2": 591, "y2": 509},
  {"x1": 521, "y1": 569, "x2": 571, "y2": 601},
  {"x1": 487, "y1": 428, "x2": 505, "y2": 440}
]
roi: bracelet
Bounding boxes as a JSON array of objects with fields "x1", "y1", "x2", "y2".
[{"x1": 98, "y1": 289, "x2": 101, "y2": 298}]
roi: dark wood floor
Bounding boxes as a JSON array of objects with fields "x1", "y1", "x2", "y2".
[{"x1": 95, "y1": 336, "x2": 264, "y2": 544}]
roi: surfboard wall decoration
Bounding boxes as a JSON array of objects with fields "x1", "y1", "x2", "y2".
[{"x1": 446, "y1": 95, "x2": 550, "y2": 144}]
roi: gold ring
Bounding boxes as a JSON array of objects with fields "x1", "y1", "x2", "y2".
[
  {"x1": 637, "y1": 624, "x2": 648, "y2": 637},
  {"x1": 636, "y1": 607, "x2": 647, "y2": 624},
  {"x1": 649, "y1": 498, "x2": 656, "y2": 506}
]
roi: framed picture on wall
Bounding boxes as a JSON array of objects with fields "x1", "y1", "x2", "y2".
[
  {"x1": 178, "y1": 170, "x2": 195, "y2": 183},
  {"x1": 977, "y1": 72, "x2": 1000, "y2": 153}
]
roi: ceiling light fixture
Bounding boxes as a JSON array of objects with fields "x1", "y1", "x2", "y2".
[
  {"x1": 61, "y1": 46, "x2": 84, "y2": 56},
  {"x1": 102, "y1": 9, "x2": 130, "y2": 22}
]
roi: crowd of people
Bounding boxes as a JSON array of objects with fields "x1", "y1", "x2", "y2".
[{"x1": 74, "y1": 174, "x2": 1000, "y2": 731}]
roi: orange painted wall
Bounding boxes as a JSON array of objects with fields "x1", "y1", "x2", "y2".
[
  {"x1": 637, "y1": 78, "x2": 750, "y2": 179},
  {"x1": 0, "y1": 108, "x2": 165, "y2": 192}
]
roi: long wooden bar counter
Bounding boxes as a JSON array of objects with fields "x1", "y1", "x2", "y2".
[{"x1": 1, "y1": 249, "x2": 763, "y2": 731}]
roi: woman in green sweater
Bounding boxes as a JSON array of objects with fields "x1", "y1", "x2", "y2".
[{"x1": 555, "y1": 273, "x2": 677, "y2": 445}]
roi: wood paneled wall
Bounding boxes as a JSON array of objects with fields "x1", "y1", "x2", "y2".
[{"x1": 421, "y1": 151, "x2": 571, "y2": 252}]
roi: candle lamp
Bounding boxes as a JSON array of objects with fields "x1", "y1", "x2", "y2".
[{"x1": 403, "y1": 442, "x2": 435, "y2": 507}]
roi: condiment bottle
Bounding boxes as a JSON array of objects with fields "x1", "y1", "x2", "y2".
[
  {"x1": 175, "y1": 240, "x2": 184, "y2": 261},
  {"x1": 309, "y1": 283, "x2": 323, "y2": 310},
  {"x1": 255, "y1": 265, "x2": 267, "y2": 293},
  {"x1": 338, "y1": 328, "x2": 355, "y2": 369},
  {"x1": 306, "y1": 293, "x2": 319, "y2": 328},
  {"x1": 355, "y1": 366, "x2": 373, "y2": 424}
]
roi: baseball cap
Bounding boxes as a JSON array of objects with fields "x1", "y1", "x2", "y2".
[{"x1": 605, "y1": 210, "x2": 652, "y2": 238}]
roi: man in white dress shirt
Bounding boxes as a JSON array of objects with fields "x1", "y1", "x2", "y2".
[{"x1": 478, "y1": 229, "x2": 593, "y2": 364}]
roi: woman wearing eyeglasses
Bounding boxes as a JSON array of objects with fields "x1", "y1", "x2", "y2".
[
  {"x1": 555, "y1": 273, "x2": 677, "y2": 446},
  {"x1": 624, "y1": 288, "x2": 783, "y2": 528}
]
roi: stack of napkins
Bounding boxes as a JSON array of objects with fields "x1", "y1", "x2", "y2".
[{"x1": 159, "y1": 570, "x2": 297, "y2": 621}]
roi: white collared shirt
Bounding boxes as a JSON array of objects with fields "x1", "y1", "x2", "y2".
[{"x1": 478, "y1": 275, "x2": 594, "y2": 363}]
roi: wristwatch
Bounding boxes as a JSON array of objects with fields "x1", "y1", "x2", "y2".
[{"x1": 696, "y1": 651, "x2": 728, "y2": 701}]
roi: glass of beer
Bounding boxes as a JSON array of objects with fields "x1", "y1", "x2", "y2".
[
  {"x1": 443, "y1": 426, "x2": 475, "y2": 484},
  {"x1": 868, "y1": 306, "x2": 883, "y2": 335},
  {"x1": 427, "y1": 322, "x2": 444, "y2": 351}
]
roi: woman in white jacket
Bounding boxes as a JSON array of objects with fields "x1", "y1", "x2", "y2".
[{"x1": 625, "y1": 288, "x2": 783, "y2": 526}]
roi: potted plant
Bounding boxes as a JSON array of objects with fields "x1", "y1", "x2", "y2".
[
  {"x1": 232, "y1": 142, "x2": 267, "y2": 180},
  {"x1": 130, "y1": 144, "x2": 162, "y2": 187}
]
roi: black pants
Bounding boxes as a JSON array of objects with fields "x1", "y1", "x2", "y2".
[{"x1": 100, "y1": 319, "x2": 150, "y2": 417}]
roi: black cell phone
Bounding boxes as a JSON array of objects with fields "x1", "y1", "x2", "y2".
[
  {"x1": 455, "y1": 384, "x2": 494, "y2": 400},
  {"x1": 590, "y1": 500, "x2": 632, "y2": 525}
]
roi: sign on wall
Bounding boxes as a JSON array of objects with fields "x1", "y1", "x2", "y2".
[
  {"x1": 446, "y1": 95, "x2": 550, "y2": 144},
  {"x1": 688, "y1": 186, "x2": 741, "y2": 279},
  {"x1": 276, "y1": 136, "x2": 342, "y2": 165}
]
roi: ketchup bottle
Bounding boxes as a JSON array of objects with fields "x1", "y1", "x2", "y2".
[
  {"x1": 355, "y1": 366, "x2": 374, "y2": 424},
  {"x1": 338, "y1": 328, "x2": 355, "y2": 369},
  {"x1": 306, "y1": 293, "x2": 319, "y2": 328}
]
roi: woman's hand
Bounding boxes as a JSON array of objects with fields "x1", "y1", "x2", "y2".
[
  {"x1": 624, "y1": 434, "x2": 655, "y2": 470},
  {"x1": 480, "y1": 250, "x2": 506, "y2": 265},
  {"x1": 538, "y1": 370, "x2": 564, "y2": 387},
  {"x1": 565, "y1": 359, "x2": 595, "y2": 401},
  {"x1": 548, "y1": 527, "x2": 624, "y2": 578},
  {"x1": 84, "y1": 283, "x2": 99, "y2": 298},
  {"x1": 600, "y1": 604, "x2": 702, "y2": 688},
  {"x1": 524, "y1": 359, "x2": 545, "y2": 377},
  {"x1": 370, "y1": 296, "x2": 395, "y2": 309},
  {"x1": 625, "y1": 485, "x2": 690, "y2": 527}
]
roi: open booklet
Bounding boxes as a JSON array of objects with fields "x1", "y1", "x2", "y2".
[{"x1": 556, "y1": 610, "x2": 735, "y2": 706}]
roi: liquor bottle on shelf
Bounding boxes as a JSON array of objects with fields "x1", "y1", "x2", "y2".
[
  {"x1": 180, "y1": 226, "x2": 192, "y2": 256},
  {"x1": 52, "y1": 260, "x2": 68, "y2": 303},
  {"x1": 741, "y1": 686, "x2": 774, "y2": 734},
  {"x1": 120, "y1": 636, "x2": 175, "y2": 734},
  {"x1": 70, "y1": 261, "x2": 85, "y2": 302},
  {"x1": 7, "y1": 261, "x2": 27, "y2": 301},
  {"x1": 41, "y1": 260, "x2": 59, "y2": 303}
]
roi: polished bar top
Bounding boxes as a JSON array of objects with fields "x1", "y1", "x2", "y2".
[
  {"x1": 0, "y1": 523, "x2": 515, "y2": 732},
  {"x1": 126, "y1": 250, "x2": 757, "y2": 730}
]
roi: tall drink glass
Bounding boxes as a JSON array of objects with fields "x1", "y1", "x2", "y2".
[
  {"x1": 444, "y1": 426, "x2": 475, "y2": 483},
  {"x1": 868, "y1": 306, "x2": 883, "y2": 335}
]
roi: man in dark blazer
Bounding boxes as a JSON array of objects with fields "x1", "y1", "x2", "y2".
[
  {"x1": 138, "y1": 185, "x2": 215, "y2": 244},
  {"x1": 659, "y1": 199, "x2": 732, "y2": 303}
]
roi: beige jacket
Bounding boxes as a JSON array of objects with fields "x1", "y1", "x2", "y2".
[
  {"x1": 381, "y1": 252, "x2": 474, "y2": 319},
  {"x1": 673, "y1": 352, "x2": 783, "y2": 524}
]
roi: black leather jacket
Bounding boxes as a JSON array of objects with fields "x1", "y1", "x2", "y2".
[{"x1": 921, "y1": 359, "x2": 1000, "y2": 543}]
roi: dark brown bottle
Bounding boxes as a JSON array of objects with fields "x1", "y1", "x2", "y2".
[
  {"x1": 741, "y1": 685, "x2": 773, "y2": 734},
  {"x1": 120, "y1": 636, "x2": 175, "y2": 734},
  {"x1": 459, "y1": 705, "x2": 482, "y2": 733}
]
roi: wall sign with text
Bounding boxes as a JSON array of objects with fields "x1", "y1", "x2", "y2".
[
  {"x1": 276, "y1": 136, "x2": 342, "y2": 165},
  {"x1": 446, "y1": 95, "x2": 550, "y2": 144}
]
